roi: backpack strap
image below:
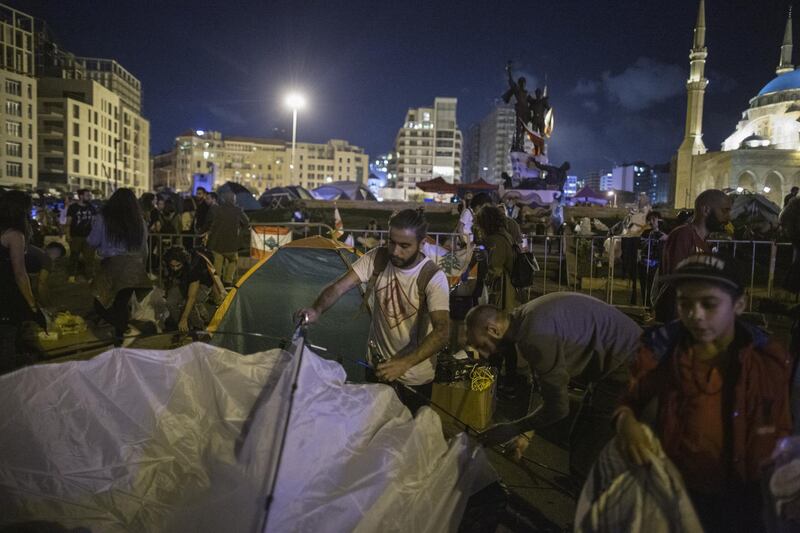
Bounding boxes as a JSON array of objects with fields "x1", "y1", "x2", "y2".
[
  {"x1": 415, "y1": 258, "x2": 442, "y2": 341},
  {"x1": 360, "y1": 247, "x2": 390, "y2": 314}
]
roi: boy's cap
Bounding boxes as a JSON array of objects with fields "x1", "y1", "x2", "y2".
[{"x1": 662, "y1": 254, "x2": 742, "y2": 291}]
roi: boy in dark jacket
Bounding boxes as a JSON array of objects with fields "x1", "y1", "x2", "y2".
[{"x1": 615, "y1": 254, "x2": 792, "y2": 532}]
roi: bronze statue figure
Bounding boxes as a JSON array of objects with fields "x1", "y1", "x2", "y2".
[
  {"x1": 502, "y1": 61, "x2": 531, "y2": 152},
  {"x1": 528, "y1": 88, "x2": 550, "y2": 137}
]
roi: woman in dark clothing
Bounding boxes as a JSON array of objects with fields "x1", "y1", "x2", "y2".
[
  {"x1": 88, "y1": 188, "x2": 152, "y2": 346},
  {"x1": 475, "y1": 205, "x2": 519, "y2": 397},
  {"x1": 0, "y1": 191, "x2": 44, "y2": 370}
]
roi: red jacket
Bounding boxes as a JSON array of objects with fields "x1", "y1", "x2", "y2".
[{"x1": 620, "y1": 320, "x2": 792, "y2": 485}]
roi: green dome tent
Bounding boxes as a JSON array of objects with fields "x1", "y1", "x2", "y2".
[{"x1": 208, "y1": 236, "x2": 370, "y2": 379}]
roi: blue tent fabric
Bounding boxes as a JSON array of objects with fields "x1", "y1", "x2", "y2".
[{"x1": 211, "y1": 241, "x2": 370, "y2": 379}]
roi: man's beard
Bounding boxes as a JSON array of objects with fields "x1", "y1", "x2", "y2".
[
  {"x1": 390, "y1": 253, "x2": 418, "y2": 268},
  {"x1": 706, "y1": 211, "x2": 724, "y2": 232}
]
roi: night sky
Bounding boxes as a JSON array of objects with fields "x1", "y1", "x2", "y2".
[{"x1": 17, "y1": 0, "x2": 798, "y2": 177}]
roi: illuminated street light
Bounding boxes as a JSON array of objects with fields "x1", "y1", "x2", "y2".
[
  {"x1": 736, "y1": 186, "x2": 744, "y2": 193},
  {"x1": 606, "y1": 190, "x2": 617, "y2": 208},
  {"x1": 284, "y1": 92, "x2": 306, "y2": 183},
  {"x1": 763, "y1": 186, "x2": 772, "y2": 194}
]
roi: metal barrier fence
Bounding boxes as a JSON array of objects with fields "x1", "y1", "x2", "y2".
[{"x1": 148, "y1": 226, "x2": 797, "y2": 312}]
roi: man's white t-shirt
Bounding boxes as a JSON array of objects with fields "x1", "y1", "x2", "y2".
[{"x1": 351, "y1": 249, "x2": 450, "y2": 385}]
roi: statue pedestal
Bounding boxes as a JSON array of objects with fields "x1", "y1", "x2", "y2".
[{"x1": 509, "y1": 151, "x2": 548, "y2": 180}]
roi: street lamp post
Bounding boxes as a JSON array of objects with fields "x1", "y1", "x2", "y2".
[
  {"x1": 607, "y1": 190, "x2": 617, "y2": 208},
  {"x1": 284, "y1": 92, "x2": 306, "y2": 184}
]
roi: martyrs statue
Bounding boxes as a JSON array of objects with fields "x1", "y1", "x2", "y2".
[{"x1": 502, "y1": 62, "x2": 531, "y2": 152}]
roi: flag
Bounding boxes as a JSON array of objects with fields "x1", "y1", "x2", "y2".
[
  {"x1": 333, "y1": 206, "x2": 344, "y2": 239},
  {"x1": 250, "y1": 225, "x2": 292, "y2": 258}
]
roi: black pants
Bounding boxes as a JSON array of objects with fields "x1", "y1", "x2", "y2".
[
  {"x1": 94, "y1": 288, "x2": 136, "y2": 345},
  {"x1": 568, "y1": 363, "x2": 630, "y2": 481},
  {"x1": 365, "y1": 367, "x2": 432, "y2": 415}
]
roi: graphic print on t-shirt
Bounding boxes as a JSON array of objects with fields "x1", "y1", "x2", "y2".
[{"x1": 375, "y1": 271, "x2": 418, "y2": 331}]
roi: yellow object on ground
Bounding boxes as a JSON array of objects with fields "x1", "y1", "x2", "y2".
[
  {"x1": 54, "y1": 312, "x2": 88, "y2": 336},
  {"x1": 432, "y1": 378, "x2": 496, "y2": 434}
]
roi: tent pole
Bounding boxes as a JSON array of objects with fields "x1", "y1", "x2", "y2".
[{"x1": 261, "y1": 318, "x2": 308, "y2": 532}]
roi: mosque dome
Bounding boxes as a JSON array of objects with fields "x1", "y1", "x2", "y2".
[{"x1": 758, "y1": 69, "x2": 800, "y2": 96}]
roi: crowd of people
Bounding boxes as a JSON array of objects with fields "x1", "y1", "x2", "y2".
[
  {"x1": 0, "y1": 186, "x2": 250, "y2": 362},
  {"x1": 3, "y1": 183, "x2": 800, "y2": 529},
  {"x1": 298, "y1": 187, "x2": 797, "y2": 531}
]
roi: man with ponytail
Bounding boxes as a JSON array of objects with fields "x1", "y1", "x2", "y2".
[{"x1": 297, "y1": 209, "x2": 450, "y2": 412}]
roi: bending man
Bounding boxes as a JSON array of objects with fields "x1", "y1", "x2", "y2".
[{"x1": 465, "y1": 293, "x2": 641, "y2": 478}]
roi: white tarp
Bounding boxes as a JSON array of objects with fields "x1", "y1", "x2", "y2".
[
  {"x1": 0, "y1": 343, "x2": 496, "y2": 532},
  {"x1": 574, "y1": 426, "x2": 702, "y2": 533}
]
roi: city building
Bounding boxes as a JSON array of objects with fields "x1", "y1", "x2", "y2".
[
  {"x1": 161, "y1": 130, "x2": 368, "y2": 193},
  {"x1": 151, "y1": 150, "x2": 175, "y2": 190},
  {"x1": 477, "y1": 102, "x2": 515, "y2": 184},
  {"x1": 29, "y1": 8, "x2": 150, "y2": 194},
  {"x1": 394, "y1": 97, "x2": 462, "y2": 197},
  {"x1": 599, "y1": 172, "x2": 615, "y2": 192},
  {"x1": 581, "y1": 171, "x2": 603, "y2": 191},
  {"x1": 610, "y1": 161, "x2": 673, "y2": 205},
  {"x1": 462, "y1": 122, "x2": 480, "y2": 183},
  {"x1": 38, "y1": 78, "x2": 126, "y2": 194},
  {"x1": 674, "y1": 1, "x2": 800, "y2": 208},
  {"x1": 0, "y1": 5, "x2": 37, "y2": 189},
  {"x1": 653, "y1": 163, "x2": 672, "y2": 205},
  {"x1": 563, "y1": 175, "x2": 578, "y2": 197}
]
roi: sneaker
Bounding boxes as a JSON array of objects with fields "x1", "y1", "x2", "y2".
[
  {"x1": 68, "y1": 276, "x2": 76, "y2": 283},
  {"x1": 121, "y1": 325, "x2": 141, "y2": 348}
]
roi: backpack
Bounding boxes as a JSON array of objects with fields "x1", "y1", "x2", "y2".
[
  {"x1": 501, "y1": 233, "x2": 536, "y2": 288},
  {"x1": 361, "y1": 247, "x2": 442, "y2": 338}
]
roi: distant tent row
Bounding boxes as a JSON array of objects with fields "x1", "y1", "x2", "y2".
[
  {"x1": 259, "y1": 186, "x2": 314, "y2": 208},
  {"x1": 313, "y1": 181, "x2": 377, "y2": 201},
  {"x1": 257, "y1": 181, "x2": 377, "y2": 207}
]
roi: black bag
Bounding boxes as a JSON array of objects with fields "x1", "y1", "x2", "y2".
[
  {"x1": 500, "y1": 233, "x2": 536, "y2": 289},
  {"x1": 510, "y1": 246, "x2": 536, "y2": 288}
]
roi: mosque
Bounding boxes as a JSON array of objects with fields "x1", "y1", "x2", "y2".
[{"x1": 674, "y1": 0, "x2": 800, "y2": 208}]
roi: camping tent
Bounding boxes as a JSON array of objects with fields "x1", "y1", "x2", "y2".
[
  {"x1": 0, "y1": 342, "x2": 496, "y2": 531},
  {"x1": 209, "y1": 236, "x2": 370, "y2": 377},
  {"x1": 259, "y1": 186, "x2": 314, "y2": 208},
  {"x1": 731, "y1": 192, "x2": 781, "y2": 226},
  {"x1": 218, "y1": 181, "x2": 261, "y2": 211},
  {"x1": 312, "y1": 181, "x2": 377, "y2": 201}
]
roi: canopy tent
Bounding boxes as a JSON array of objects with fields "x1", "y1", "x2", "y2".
[
  {"x1": 218, "y1": 181, "x2": 261, "y2": 211},
  {"x1": 0, "y1": 343, "x2": 496, "y2": 531},
  {"x1": 312, "y1": 181, "x2": 377, "y2": 201},
  {"x1": 209, "y1": 236, "x2": 370, "y2": 378},
  {"x1": 416, "y1": 177, "x2": 455, "y2": 194},
  {"x1": 573, "y1": 187, "x2": 609, "y2": 205}
]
